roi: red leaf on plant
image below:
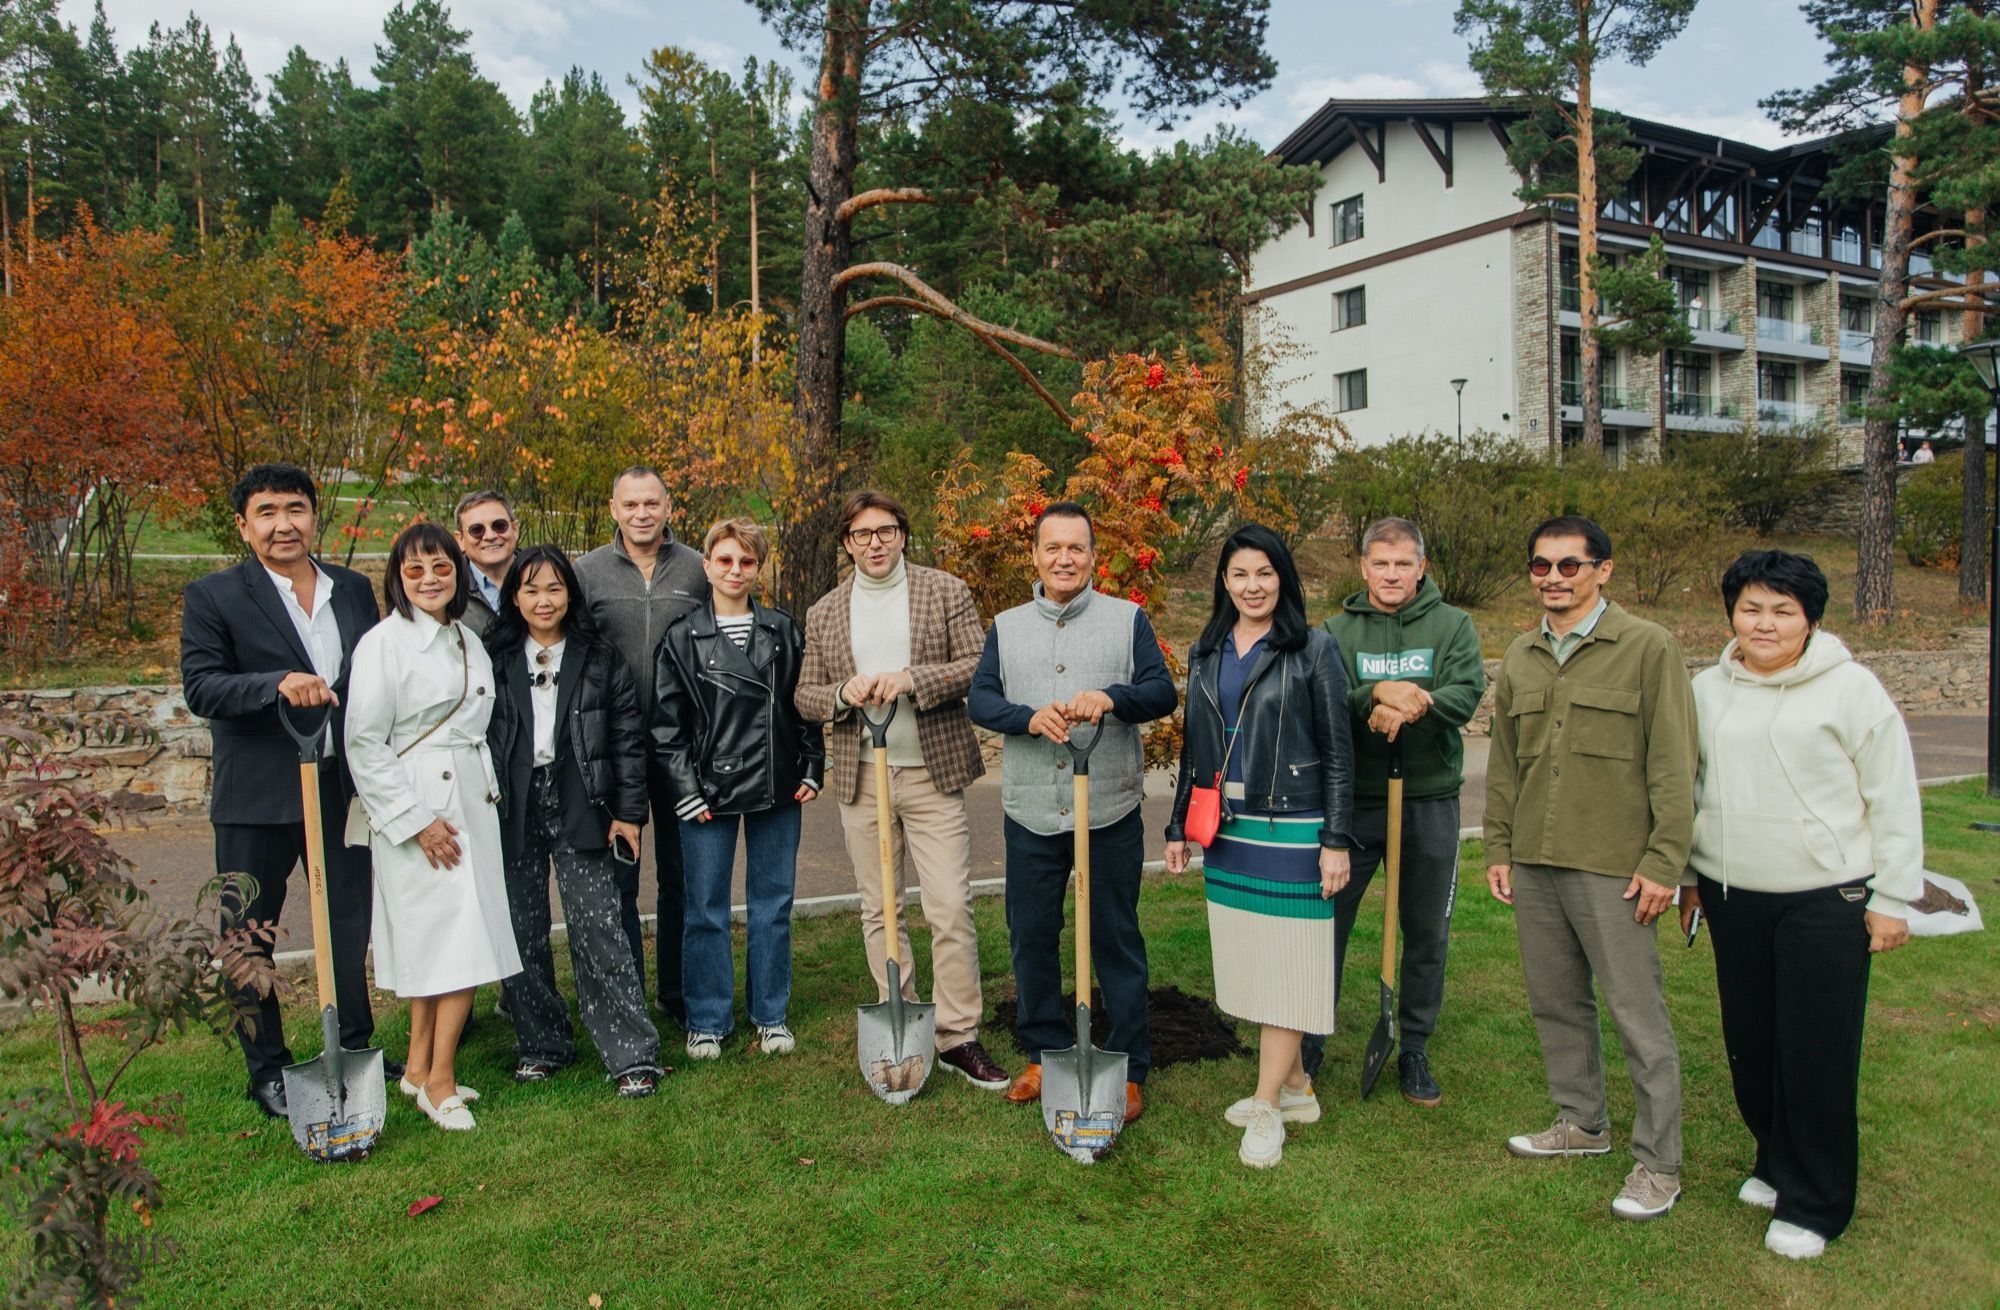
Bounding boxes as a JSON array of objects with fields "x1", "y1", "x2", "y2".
[{"x1": 407, "y1": 1194, "x2": 444, "y2": 1218}]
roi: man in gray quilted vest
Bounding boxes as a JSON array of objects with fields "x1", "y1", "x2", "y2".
[{"x1": 968, "y1": 501, "x2": 1177, "y2": 1123}]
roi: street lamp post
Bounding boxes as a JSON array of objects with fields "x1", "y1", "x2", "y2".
[
  {"x1": 1951, "y1": 340, "x2": 2000, "y2": 815},
  {"x1": 1451, "y1": 377, "x2": 1468, "y2": 452}
]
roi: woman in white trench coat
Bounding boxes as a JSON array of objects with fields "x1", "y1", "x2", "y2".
[{"x1": 345, "y1": 522, "x2": 521, "y2": 1131}]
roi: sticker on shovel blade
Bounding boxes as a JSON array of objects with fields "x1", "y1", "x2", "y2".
[
  {"x1": 1051, "y1": 1110, "x2": 1120, "y2": 1152},
  {"x1": 867, "y1": 1055, "x2": 927, "y2": 1095},
  {"x1": 304, "y1": 1114, "x2": 382, "y2": 1162}
]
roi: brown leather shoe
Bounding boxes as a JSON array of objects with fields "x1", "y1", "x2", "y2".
[
  {"x1": 1125, "y1": 1081, "x2": 1144, "y2": 1124},
  {"x1": 939, "y1": 1040, "x2": 1010, "y2": 1091},
  {"x1": 1005, "y1": 1063, "x2": 1043, "y2": 1103}
]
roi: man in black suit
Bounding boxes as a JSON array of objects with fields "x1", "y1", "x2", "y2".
[{"x1": 180, "y1": 463, "x2": 389, "y2": 1118}]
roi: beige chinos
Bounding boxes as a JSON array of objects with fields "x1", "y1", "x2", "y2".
[{"x1": 841, "y1": 763, "x2": 983, "y2": 1051}]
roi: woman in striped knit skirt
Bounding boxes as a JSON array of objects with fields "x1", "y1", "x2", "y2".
[{"x1": 1165, "y1": 524, "x2": 1355, "y2": 1169}]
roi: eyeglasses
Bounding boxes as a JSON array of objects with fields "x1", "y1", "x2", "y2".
[
  {"x1": 845, "y1": 525, "x2": 903, "y2": 547},
  {"x1": 464, "y1": 517, "x2": 511, "y2": 541},
  {"x1": 1528, "y1": 556, "x2": 1603, "y2": 578}
]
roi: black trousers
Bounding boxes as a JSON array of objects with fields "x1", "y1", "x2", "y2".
[
  {"x1": 1303, "y1": 795, "x2": 1461, "y2": 1078},
  {"x1": 214, "y1": 760, "x2": 375, "y2": 1083},
  {"x1": 1700, "y1": 874, "x2": 1874, "y2": 1240},
  {"x1": 626, "y1": 758, "x2": 685, "y2": 1015},
  {"x1": 1004, "y1": 808, "x2": 1152, "y2": 1083}
]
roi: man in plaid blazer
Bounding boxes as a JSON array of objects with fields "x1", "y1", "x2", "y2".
[{"x1": 796, "y1": 490, "x2": 1012, "y2": 1090}]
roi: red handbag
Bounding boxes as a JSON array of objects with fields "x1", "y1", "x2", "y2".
[{"x1": 1185, "y1": 771, "x2": 1224, "y2": 848}]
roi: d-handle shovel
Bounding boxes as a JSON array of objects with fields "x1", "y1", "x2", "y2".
[
  {"x1": 854, "y1": 699, "x2": 936, "y2": 1104},
  {"x1": 1359, "y1": 737, "x2": 1404, "y2": 1100},
  {"x1": 1043, "y1": 723, "x2": 1129, "y2": 1164},
  {"x1": 276, "y1": 700, "x2": 386, "y2": 1162}
]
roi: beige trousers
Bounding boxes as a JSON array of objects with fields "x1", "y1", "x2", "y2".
[{"x1": 840, "y1": 763, "x2": 983, "y2": 1051}]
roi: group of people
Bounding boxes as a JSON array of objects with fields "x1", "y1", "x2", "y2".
[{"x1": 182, "y1": 465, "x2": 1923, "y2": 1262}]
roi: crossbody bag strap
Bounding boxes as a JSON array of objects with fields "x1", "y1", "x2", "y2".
[{"x1": 395, "y1": 626, "x2": 470, "y2": 759}]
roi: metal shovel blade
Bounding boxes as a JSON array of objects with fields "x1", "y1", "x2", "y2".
[
  {"x1": 1359, "y1": 979, "x2": 1396, "y2": 1099},
  {"x1": 1041, "y1": 1002, "x2": 1128, "y2": 1164},
  {"x1": 282, "y1": 1006, "x2": 386, "y2": 1163},
  {"x1": 857, "y1": 957, "x2": 935, "y2": 1105}
]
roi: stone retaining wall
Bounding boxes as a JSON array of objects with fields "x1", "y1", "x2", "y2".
[{"x1": 2, "y1": 637, "x2": 1989, "y2": 814}]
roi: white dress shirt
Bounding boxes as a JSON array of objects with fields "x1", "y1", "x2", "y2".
[
  {"x1": 527, "y1": 637, "x2": 566, "y2": 766},
  {"x1": 266, "y1": 561, "x2": 343, "y2": 751}
]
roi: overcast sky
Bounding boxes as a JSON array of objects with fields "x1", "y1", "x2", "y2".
[{"x1": 87, "y1": 0, "x2": 1838, "y2": 152}]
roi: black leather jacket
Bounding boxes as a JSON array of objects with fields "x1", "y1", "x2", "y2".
[
  {"x1": 652, "y1": 600, "x2": 826, "y2": 816},
  {"x1": 1167, "y1": 628, "x2": 1355, "y2": 849},
  {"x1": 487, "y1": 637, "x2": 648, "y2": 855}
]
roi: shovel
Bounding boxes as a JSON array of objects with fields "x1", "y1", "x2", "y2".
[
  {"x1": 1359, "y1": 736, "x2": 1404, "y2": 1099},
  {"x1": 1043, "y1": 723, "x2": 1128, "y2": 1164},
  {"x1": 855, "y1": 700, "x2": 935, "y2": 1104},
  {"x1": 277, "y1": 700, "x2": 386, "y2": 1162}
]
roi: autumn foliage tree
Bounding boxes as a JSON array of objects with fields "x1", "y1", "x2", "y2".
[{"x1": 0, "y1": 216, "x2": 193, "y2": 650}]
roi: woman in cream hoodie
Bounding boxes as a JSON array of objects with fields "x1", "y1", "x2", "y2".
[{"x1": 1681, "y1": 550, "x2": 1920, "y2": 1261}]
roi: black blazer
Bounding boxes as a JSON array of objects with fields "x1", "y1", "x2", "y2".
[
  {"x1": 180, "y1": 557, "x2": 380, "y2": 825},
  {"x1": 488, "y1": 637, "x2": 648, "y2": 855}
]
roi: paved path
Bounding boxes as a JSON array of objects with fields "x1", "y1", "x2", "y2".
[{"x1": 108, "y1": 716, "x2": 1987, "y2": 943}]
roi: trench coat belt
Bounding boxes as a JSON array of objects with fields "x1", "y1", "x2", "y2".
[{"x1": 400, "y1": 738, "x2": 503, "y2": 806}]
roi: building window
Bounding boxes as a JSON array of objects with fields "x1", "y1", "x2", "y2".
[
  {"x1": 1700, "y1": 187, "x2": 1737, "y2": 241},
  {"x1": 1336, "y1": 369, "x2": 1368, "y2": 412},
  {"x1": 1333, "y1": 286, "x2": 1366, "y2": 331},
  {"x1": 1840, "y1": 295, "x2": 1873, "y2": 335},
  {"x1": 1758, "y1": 361, "x2": 1799, "y2": 402},
  {"x1": 1914, "y1": 309, "x2": 1943, "y2": 343},
  {"x1": 1603, "y1": 178, "x2": 1644, "y2": 225},
  {"x1": 1832, "y1": 222, "x2": 1864, "y2": 265},
  {"x1": 1559, "y1": 245, "x2": 1580, "y2": 313},
  {"x1": 1787, "y1": 214, "x2": 1824, "y2": 258},
  {"x1": 1667, "y1": 350, "x2": 1714, "y2": 414},
  {"x1": 1757, "y1": 280, "x2": 1796, "y2": 323},
  {"x1": 1841, "y1": 370, "x2": 1871, "y2": 422},
  {"x1": 1560, "y1": 333, "x2": 1580, "y2": 405},
  {"x1": 1331, "y1": 195, "x2": 1364, "y2": 246}
]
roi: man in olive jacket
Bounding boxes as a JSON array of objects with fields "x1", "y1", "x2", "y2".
[
  {"x1": 1484, "y1": 515, "x2": 1697, "y2": 1223},
  {"x1": 1301, "y1": 517, "x2": 1484, "y2": 1107}
]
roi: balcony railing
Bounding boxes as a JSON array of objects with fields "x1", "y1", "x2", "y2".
[
  {"x1": 1756, "y1": 316, "x2": 1819, "y2": 346},
  {"x1": 1683, "y1": 308, "x2": 1737, "y2": 334},
  {"x1": 1757, "y1": 398, "x2": 1821, "y2": 426},
  {"x1": 1560, "y1": 283, "x2": 1580, "y2": 313},
  {"x1": 1665, "y1": 393, "x2": 1735, "y2": 419},
  {"x1": 1840, "y1": 329, "x2": 1873, "y2": 354},
  {"x1": 1840, "y1": 400, "x2": 1868, "y2": 425},
  {"x1": 1561, "y1": 382, "x2": 1637, "y2": 408}
]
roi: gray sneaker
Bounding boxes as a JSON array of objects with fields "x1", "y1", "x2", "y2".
[
  {"x1": 1611, "y1": 1163, "x2": 1681, "y2": 1221},
  {"x1": 1505, "y1": 1116, "x2": 1611, "y2": 1158}
]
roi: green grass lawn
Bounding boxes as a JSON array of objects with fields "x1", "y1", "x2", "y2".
[{"x1": 3, "y1": 788, "x2": 1998, "y2": 1307}]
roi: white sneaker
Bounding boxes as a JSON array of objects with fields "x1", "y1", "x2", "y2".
[
  {"x1": 1738, "y1": 1176, "x2": 1778, "y2": 1210},
  {"x1": 1765, "y1": 1219, "x2": 1826, "y2": 1260},
  {"x1": 1225, "y1": 1081, "x2": 1321, "y2": 1126},
  {"x1": 756, "y1": 1024, "x2": 796, "y2": 1056},
  {"x1": 685, "y1": 1032, "x2": 724, "y2": 1061},
  {"x1": 1238, "y1": 1100, "x2": 1285, "y2": 1169}
]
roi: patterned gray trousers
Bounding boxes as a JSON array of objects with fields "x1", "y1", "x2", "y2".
[{"x1": 505, "y1": 767, "x2": 662, "y2": 1078}]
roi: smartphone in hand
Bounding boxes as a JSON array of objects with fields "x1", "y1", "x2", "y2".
[{"x1": 612, "y1": 834, "x2": 639, "y2": 865}]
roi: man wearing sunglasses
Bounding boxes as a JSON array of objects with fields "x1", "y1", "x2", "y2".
[
  {"x1": 1484, "y1": 514, "x2": 1697, "y2": 1224},
  {"x1": 454, "y1": 490, "x2": 519, "y2": 637}
]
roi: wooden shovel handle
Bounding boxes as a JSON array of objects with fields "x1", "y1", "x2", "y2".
[
  {"x1": 1074, "y1": 771, "x2": 1091, "y2": 1003},
  {"x1": 299, "y1": 761, "x2": 338, "y2": 1009},
  {"x1": 874, "y1": 750, "x2": 899, "y2": 967}
]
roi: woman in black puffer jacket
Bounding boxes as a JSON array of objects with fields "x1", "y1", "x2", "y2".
[{"x1": 487, "y1": 544, "x2": 663, "y2": 1098}]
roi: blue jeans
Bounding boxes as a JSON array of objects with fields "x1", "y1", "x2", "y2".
[{"x1": 678, "y1": 802, "x2": 801, "y2": 1036}]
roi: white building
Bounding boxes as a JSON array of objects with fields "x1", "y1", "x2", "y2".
[{"x1": 1245, "y1": 99, "x2": 1966, "y2": 458}]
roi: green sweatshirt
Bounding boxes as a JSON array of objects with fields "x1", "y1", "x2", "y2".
[{"x1": 1323, "y1": 577, "x2": 1486, "y2": 802}]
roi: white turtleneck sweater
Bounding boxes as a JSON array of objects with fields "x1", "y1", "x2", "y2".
[{"x1": 844, "y1": 558, "x2": 923, "y2": 767}]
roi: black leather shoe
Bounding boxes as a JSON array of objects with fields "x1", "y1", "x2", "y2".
[
  {"x1": 1399, "y1": 1050, "x2": 1443, "y2": 1107},
  {"x1": 247, "y1": 1079, "x2": 288, "y2": 1119},
  {"x1": 376, "y1": 1057, "x2": 406, "y2": 1081}
]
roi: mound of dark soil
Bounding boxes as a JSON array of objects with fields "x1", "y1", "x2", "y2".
[{"x1": 990, "y1": 983, "x2": 1244, "y2": 1070}]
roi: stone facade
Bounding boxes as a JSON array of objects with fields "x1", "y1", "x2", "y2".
[
  {"x1": 0, "y1": 686, "x2": 212, "y2": 814},
  {"x1": 1464, "y1": 629, "x2": 1990, "y2": 736},
  {"x1": 1512, "y1": 217, "x2": 1559, "y2": 453}
]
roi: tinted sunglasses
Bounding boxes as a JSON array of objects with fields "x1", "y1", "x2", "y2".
[
  {"x1": 1529, "y1": 556, "x2": 1603, "y2": 578},
  {"x1": 464, "y1": 517, "x2": 512, "y2": 541}
]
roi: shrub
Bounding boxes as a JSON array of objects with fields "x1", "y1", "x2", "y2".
[
  {"x1": 1327, "y1": 431, "x2": 1557, "y2": 607},
  {"x1": 1563, "y1": 453, "x2": 1731, "y2": 604},
  {"x1": 1897, "y1": 451, "x2": 1966, "y2": 568},
  {"x1": 1665, "y1": 426, "x2": 1841, "y2": 536}
]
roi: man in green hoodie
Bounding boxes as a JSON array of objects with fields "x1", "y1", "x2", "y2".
[{"x1": 1300, "y1": 516, "x2": 1485, "y2": 1106}]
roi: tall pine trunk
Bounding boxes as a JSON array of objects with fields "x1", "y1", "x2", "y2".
[
  {"x1": 749, "y1": 165, "x2": 761, "y2": 364},
  {"x1": 1858, "y1": 13, "x2": 1933, "y2": 623},
  {"x1": 1574, "y1": 14, "x2": 1603, "y2": 452},
  {"x1": 789, "y1": 0, "x2": 865, "y2": 615}
]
